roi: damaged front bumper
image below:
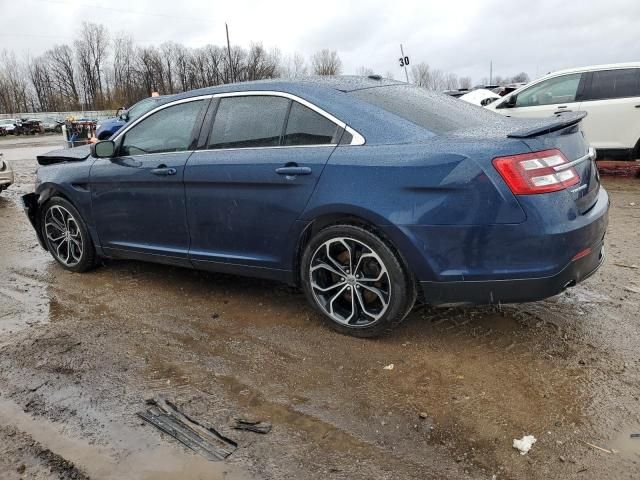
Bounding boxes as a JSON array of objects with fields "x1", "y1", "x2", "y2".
[{"x1": 22, "y1": 192, "x2": 47, "y2": 250}]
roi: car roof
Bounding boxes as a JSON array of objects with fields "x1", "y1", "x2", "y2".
[
  {"x1": 545, "y1": 61, "x2": 640, "y2": 77},
  {"x1": 170, "y1": 75, "x2": 403, "y2": 100}
]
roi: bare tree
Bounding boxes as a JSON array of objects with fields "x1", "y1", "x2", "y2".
[
  {"x1": 244, "y1": 43, "x2": 279, "y2": 81},
  {"x1": 311, "y1": 49, "x2": 342, "y2": 76},
  {"x1": 113, "y1": 36, "x2": 138, "y2": 106},
  {"x1": 459, "y1": 76, "x2": 472, "y2": 89},
  {"x1": 75, "y1": 22, "x2": 109, "y2": 109},
  {"x1": 410, "y1": 62, "x2": 431, "y2": 88},
  {"x1": 279, "y1": 52, "x2": 307, "y2": 79},
  {"x1": 356, "y1": 66, "x2": 374, "y2": 77},
  {"x1": 444, "y1": 72, "x2": 459, "y2": 90},
  {"x1": 49, "y1": 45, "x2": 81, "y2": 109},
  {"x1": 511, "y1": 72, "x2": 530, "y2": 83},
  {"x1": 0, "y1": 50, "x2": 31, "y2": 113}
]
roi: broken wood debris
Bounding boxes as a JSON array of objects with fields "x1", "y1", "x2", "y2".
[
  {"x1": 138, "y1": 397, "x2": 237, "y2": 461},
  {"x1": 231, "y1": 417, "x2": 272, "y2": 434}
]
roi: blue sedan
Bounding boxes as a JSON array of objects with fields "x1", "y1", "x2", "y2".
[{"x1": 23, "y1": 76, "x2": 608, "y2": 337}]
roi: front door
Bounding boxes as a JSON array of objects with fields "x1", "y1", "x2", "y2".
[
  {"x1": 91, "y1": 98, "x2": 207, "y2": 265},
  {"x1": 497, "y1": 73, "x2": 585, "y2": 119},
  {"x1": 185, "y1": 94, "x2": 342, "y2": 274}
]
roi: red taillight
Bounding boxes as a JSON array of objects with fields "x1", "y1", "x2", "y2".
[{"x1": 493, "y1": 149, "x2": 580, "y2": 195}]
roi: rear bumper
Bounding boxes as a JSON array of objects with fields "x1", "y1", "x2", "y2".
[{"x1": 420, "y1": 238, "x2": 605, "y2": 305}]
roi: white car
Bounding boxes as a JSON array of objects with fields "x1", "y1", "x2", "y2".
[
  {"x1": 0, "y1": 153, "x2": 14, "y2": 194},
  {"x1": 487, "y1": 62, "x2": 640, "y2": 159},
  {"x1": 0, "y1": 119, "x2": 17, "y2": 134},
  {"x1": 459, "y1": 88, "x2": 501, "y2": 106}
]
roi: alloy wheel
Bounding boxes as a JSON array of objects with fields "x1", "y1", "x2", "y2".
[
  {"x1": 44, "y1": 205, "x2": 84, "y2": 267},
  {"x1": 309, "y1": 237, "x2": 391, "y2": 326}
]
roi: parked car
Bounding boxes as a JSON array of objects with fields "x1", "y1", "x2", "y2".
[
  {"x1": 15, "y1": 119, "x2": 44, "y2": 135},
  {"x1": 41, "y1": 117, "x2": 64, "y2": 133},
  {"x1": 487, "y1": 62, "x2": 640, "y2": 159},
  {"x1": 459, "y1": 88, "x2": 501, "y2": 106},
  {"x1": 0, "y1": 153, "x2": 14, "y2": 194},
  {"x1": 443, "y1": 89, "x2": 470, "y2": 98},
  {"x1": 95, "y1": 96, "x2": 172, "y2": 139},
  {"x1": 22, "y1": 77, "x2": 608, "y2": 337},
  {"x1": 0, "y1": 119, "x2": 17, "y2": 134}
]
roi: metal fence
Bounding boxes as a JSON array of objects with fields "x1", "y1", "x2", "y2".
[{"x1": 0, "y1": 111, "x2": 116, "y2": 121}]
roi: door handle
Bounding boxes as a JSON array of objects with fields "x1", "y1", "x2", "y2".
[
  {"x1": 635, "y1": 104, "x2": 640, "y2": 108},
  {"x1": 275, "y1": 166, "x2": 312, "y2": 176},
  {"x1": 554, "y1": 109, "x2": 573, "y2": 114},
  {"x1": 151, "y1": 166, "x2": 177, "y2": 176}
]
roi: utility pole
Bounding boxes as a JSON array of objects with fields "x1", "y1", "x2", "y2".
[
  {"x1": 489, "y1": 60, "x2": 493, "y2": 85},
  {"x1": 226, "y1": 23, "x2": 235, "y2": 83},
  {"x1": 399, "y1": 44, "x2": 410, "y2": 83}
]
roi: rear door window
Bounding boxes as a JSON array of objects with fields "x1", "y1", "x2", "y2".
[
  {"x1": 514, "y1": 73, "x2": 582, "y2": 107},
  {"x1": 584, "y1": 68, "x2": 640, "y2": 100},
  {"x1": 208, "y1": 96, "x2": 290, "y2": 149},
  {"x1": 283, "y1": 102, "x2": 340, "y2": 146}
]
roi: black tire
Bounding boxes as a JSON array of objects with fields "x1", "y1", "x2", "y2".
[
  {"x1": 301, "y1": 224, "x2": 416, "y2": 337},
  {"x1": 40, "y1": 197, "x2": 97, "y2": 273}
]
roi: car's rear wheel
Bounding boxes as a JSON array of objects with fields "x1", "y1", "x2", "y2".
[
  {"x1": 301, "y1": 225, "x2": 415, "y2": 337},
  {"x1": 41, "y1": 197, "x2": 97, "y2": 272}
]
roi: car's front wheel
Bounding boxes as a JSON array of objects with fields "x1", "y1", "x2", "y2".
[
  {"x1": 301, "y1": 225, "x2": 415, "y2": 337},
  {"x1": 41, "y1": 197, "x2": 97, "y2": 272}
]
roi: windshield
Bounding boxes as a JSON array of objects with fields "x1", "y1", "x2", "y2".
[{"x1": 350, "y1": 84, "x2": 505, "y2": 134}]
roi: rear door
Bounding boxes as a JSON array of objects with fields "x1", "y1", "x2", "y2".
[
  {"x1": 184, "y1": 93, "x2": 342, "y2": 273},
  {"x1": 578, "y1": 68, "x2": 640, "y2": 150},
  {"x1": 496, "y1": 73, "x2": 585, "y2": 119}
]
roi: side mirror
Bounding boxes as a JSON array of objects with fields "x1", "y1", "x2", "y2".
[
  {"x1": 505, "y1": 94, "x2": 517, "y2": 107},
  {"x1": 91, "y1": 140, "x2": 116, "y2": 158},
  {"x1": 120, "y1": 109, "x2": 130, "y2": 121},
  {"x1": 496, "y1": 94, "x2": 517, "y2": 110}
]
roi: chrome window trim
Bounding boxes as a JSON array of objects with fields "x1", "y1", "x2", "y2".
[
  {"x1": 112, "y1": 90, "x2": 366, "y2": 151},
  {"x1": 112, "y1": 95, "x2": 213, "y2": 144}
]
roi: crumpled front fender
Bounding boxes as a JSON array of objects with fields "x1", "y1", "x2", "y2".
[{"x1": 22, "y1": 192, "x2": 47, "y2": 251}]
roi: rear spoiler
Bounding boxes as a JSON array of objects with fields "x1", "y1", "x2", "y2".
[
  {"x1": 36, "y1": 145, "x2": 91, "y2": 166},
  {"x1": 507, "y1": 112, "x2": 587, "y2": 139}
]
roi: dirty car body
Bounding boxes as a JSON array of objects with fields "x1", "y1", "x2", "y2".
[{"x1": 22, "y1": 76, "x2": 609, "y2": 335}]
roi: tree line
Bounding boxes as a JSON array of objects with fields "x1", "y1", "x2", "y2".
[{"x1": 0, "y1": 22, "x2": 529, "y2": 115}]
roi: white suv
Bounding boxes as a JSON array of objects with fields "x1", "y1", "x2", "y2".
[{"x1": 487, "y1": 62, "x2": 640, "y2": 159}]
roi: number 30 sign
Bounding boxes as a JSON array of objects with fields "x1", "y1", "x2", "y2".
[{"x1": 399, "y1": 56, "x2": 410, "y2": 67}]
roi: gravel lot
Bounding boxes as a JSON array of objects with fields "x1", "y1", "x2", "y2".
[{"x1": 0, "y1": 135, "x2": 639, "y2": 479}]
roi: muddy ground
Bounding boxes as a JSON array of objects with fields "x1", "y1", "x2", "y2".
[{"x1": 0, "y1": 135, "x2": 639, "y2": 479}]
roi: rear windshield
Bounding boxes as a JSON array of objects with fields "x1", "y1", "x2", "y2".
[{"x1": 350, "y1": 84, "x2": 503, "y2": 134}]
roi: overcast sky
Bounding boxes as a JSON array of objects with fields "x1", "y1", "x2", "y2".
[{"x1": 1, "y1": 0, "x2": 639, "y2": 83}]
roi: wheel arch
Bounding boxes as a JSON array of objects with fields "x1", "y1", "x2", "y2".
[
  {"x1": 30, "y1": 184, "x2": 99, "y2": 253},
  {"x1": 293, "y1": 210, "x2": 419, "y2": 289}
]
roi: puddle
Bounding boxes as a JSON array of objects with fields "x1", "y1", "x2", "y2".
[
  {"x1": 0, "y1": 396, "x2": 252, "y2": 480},
  {"x1": 609, "y1": 427, "x2": 640, "y2": 461}
]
